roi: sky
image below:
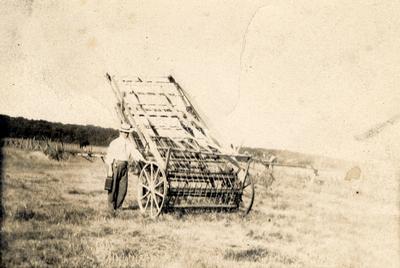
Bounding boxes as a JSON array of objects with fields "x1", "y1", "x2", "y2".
[{"x1": 1, "y1": 0, "x2": 399, "y2": 161}]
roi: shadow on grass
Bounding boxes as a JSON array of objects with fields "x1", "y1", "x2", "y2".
[
  {"x1": 121, "y1": 203, "x2": 140, "y2": 210},
  {"x1": 67, "y1": 188, "x2": 104, "y2": 196},
  {"x1": 0, "y1": 115, "x2": 9, "y2": 265},
  {"x1": 224, "y1": 247, "x2": 269, "y2": 262},
  {"x1": 13, "y1": 204, "x2": 96, "y2": 225},
  {"x1": 224, "y1": 247, "x2": 297, "y2": 265}
]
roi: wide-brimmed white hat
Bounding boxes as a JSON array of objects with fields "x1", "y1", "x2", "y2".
[{"x1": 119, "y1": 122, "x2": 134, "y2": 133}]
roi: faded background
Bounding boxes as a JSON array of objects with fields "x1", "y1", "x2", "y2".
[
  {"x1": 1, "y1": 0, "x2": 399, "y2": 161},
  {"x1": 1, "y1": 1, "x2": 399, "y2": 267}
]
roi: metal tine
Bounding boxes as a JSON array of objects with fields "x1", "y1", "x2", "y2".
[
  {"x1": 220, "y1": 173, "x2": 226, "y2": 206},
  {"x1": 207, "y1": 171, "x2": 214, "y2": 206},
  {"x1": 225, "y1": 175, "x2": 231, "y2": 206},
  {"x1": 200, "y1": 152, "x2": 210, "y2": 205},
  {"x1": 185, "y1": 173, "x2": 190, "y2": 205},
  {"x1": 193, "y1": 169, "x2": 198, "y2": 205},
  {"x1": 216, "y1": 172, "x2": 222, "y2": 206}
]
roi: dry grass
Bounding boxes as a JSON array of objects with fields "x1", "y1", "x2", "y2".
[{"x1": 1, "y1": 147, "x2": 399, "y2": 267}]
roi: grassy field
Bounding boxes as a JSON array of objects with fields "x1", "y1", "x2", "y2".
[{"x1": 1, "y1": 148, "x2": 398, "y2": 267}]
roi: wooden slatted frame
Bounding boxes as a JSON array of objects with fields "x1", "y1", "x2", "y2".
[{"x1": 108, "y1": 75, "x2": 166, "y2": 166}]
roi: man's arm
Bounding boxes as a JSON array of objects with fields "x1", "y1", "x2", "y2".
[
  {"x1": 131, "y1": 148, "x2": 146, "y2": 162},
  {"x1": 105, "y1": 143, "x2": 115, "y2": 177},
  {"x1": 127, "y1": 142, "x2": 146, "y2": 163}
]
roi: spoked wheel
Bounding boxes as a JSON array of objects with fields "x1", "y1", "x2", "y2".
[
  {"x1": 238, "y1": 174, "x2": 255, "y2": 215},
  {"x1": 137, "y1": 162, "x2": 168, "y2": 218}
]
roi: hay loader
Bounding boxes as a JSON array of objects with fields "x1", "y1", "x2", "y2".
[{"x1": 106, "y1": 74, "x2": 254, "y2": 218}]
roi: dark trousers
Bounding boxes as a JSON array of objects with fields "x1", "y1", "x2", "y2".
[{"x1": 108, "y1": 161, "x2": 128, "y2": 210}]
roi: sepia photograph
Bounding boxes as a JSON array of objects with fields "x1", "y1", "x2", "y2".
[{"x1": 0, "y1": 0, "x2": 399, "y2": 267}]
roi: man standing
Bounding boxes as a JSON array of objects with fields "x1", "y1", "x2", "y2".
[{"x1": 105, "y1": 123, "x2": 145, "y2": 210}]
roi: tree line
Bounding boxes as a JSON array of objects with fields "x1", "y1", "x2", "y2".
[{"x1": 0, "y1": 114, "x2": 118, "y2": 147}]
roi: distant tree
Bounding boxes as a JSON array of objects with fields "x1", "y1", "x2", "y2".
[
  {"x1": 79, "y1": 140, "x2": 90, "y2": 148},
  {"x1": 0, "y1": 114, "x2": 119, "y2": 146}
]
